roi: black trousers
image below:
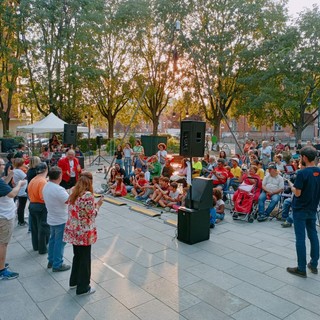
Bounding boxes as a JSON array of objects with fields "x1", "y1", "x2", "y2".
[
  {"x1": 60, "y1": 177, "x2": 77, "y2": 190},
  {"x1": 70, "y1": 245, "x2": 91, "y2": 295},
  {"x1": 17, "y1": 196, "x2": 28, "y2": 224},
  {"x1": 29, "y1": 203, "x2": 50, "y2": 254}
]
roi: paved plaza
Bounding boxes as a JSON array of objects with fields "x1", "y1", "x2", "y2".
[{"x1": 1, "y1": 164, "x2": 320, "y2": 320}]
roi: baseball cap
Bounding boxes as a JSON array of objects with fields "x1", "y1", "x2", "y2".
[
  {"x1": 36, "y1": 162, "x2": 48, "y2": 174},
  {"x1": 268, "y1": 162, "x2": 277, "y2": 170},
  {"x1": 231, "y1": 157, "x2": 239, "y2": 164}
]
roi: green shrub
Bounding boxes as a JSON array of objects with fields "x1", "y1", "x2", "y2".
[{"x1": 167, "y1": 137, "x2": 180, "y2": 153}]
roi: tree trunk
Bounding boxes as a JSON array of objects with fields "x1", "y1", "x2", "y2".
[
  {"x1": 2, "y1": 116, "x2": 9, "y2": 136},
  {"x1": 294, "y1": 126, "x2": 303, "y2": 141},
  {"x1": 152, "y1": 117, "x2": 159, "y2": 136},
  {"x1": 108, "y1": 115, "x2": 114, "y2": 139}
]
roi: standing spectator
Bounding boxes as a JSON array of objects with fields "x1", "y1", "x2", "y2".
[
  {"x1": 58, "y1": 149, "x2": 82, "y2": 189},
  {"x1": 64, "y1": 172, "x2": 104, "y2": 295},
  {"x1": 12, "y1": 158, "x2": 28, "y2": 226},
  {"x1": 259, "y1": 140, "x2": 272, "y2": 169},
  {"x1": 49, "y1": 134, "x2": 61, "y2": 151},
  {"x1": 74, "y1": 146, "x2": 83, "y2": 157},
  {"x1": 132, "y1": 139, "x2": 144, "y2": 165},
  {"x1": 282, "y1": 145, "x2": 292, "y2": 164},
  {"x1": 275, "y1": 139, "x2": 285, "y2": 153},
  {"x1": 287, "y1": 146, "x2": 320, "y2": 277},
  {"x1": 13, "y1": 143, "x2": 26, "y2": 159},
  {"x1": 157, "y1": 143, "x2": 167, "y2": 168},
  {"x1": 26, "y1": 156, "x2": 41, "y2": 232},
  {"x1": 4, "y1": 153, "x2": 14, "y2": 187},
  {"x1": 123, "y1": 143, "x2": 133, "y2": 177},
  {"x1": 114, "y1": 145, "x2": 124, "y2": 169},
  {"x1": 294, "y1": 139, "x2": 303, "y2": 154},
  {"x1": 43, "y1": 166, "x2": 70, "y2": 272},
  {"x1": 257, "y1": 163, "x2": 284, "y2": 222},
  {"x1": 28, "y1": 162, "x2": 49, "y2": 254},
  {"x1": 0, "y1": 158, "x2": 26, "y2": 280}
]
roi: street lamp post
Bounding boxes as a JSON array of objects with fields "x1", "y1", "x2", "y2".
[{"x1": 85, "y1": 114, "x2": 93, "y2": 163}]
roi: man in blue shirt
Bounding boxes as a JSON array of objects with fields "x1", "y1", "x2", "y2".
[{"x1": 287, "y1": 146, "x2": 320, "y2": 277}]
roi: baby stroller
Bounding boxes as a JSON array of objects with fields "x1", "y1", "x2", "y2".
[{"x1": 231, "y1": 177, "x2": 260, "y2": 223}]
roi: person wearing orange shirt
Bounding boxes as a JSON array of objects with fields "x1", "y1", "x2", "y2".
[{"x1": 28, "y1": 162, "x2": 49, "y2": 254}]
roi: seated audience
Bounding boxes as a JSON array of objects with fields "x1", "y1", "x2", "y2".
[
  {"x1": 131, "y1": 172, "x2": 148, "y2": 198},
  {"x1": 257, "y1": 162, "x2": 284, "y2": 222},
  {"x1": 161, "y1": 158, "x2": 174, "y2": 178},
  {"x1": 208, "y1": 158, "x2": 228, "y2": 190},
  {"x1": 158, "y1": 182, "x2": 181, "y2": 210},
  {"x1": 110, "y1": 176, "x2": 127, "y2": 197}
]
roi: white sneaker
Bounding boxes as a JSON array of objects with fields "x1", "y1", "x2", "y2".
[{"x1": 77, "y1": 287, "x2": 96, "y2": 296}]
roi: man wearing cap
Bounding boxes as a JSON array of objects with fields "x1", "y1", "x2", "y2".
[
  {"x1": 28, "y1": 162, "x2": 49, "y2": 254},
  {"x1": 43, "y1": 166, "x2": 70, "y2": 272},
  {"x1": 208, "y1": 158, "x2": 229, "y2": 190},
  {"x1": 257, "y1": 162, "x2": 284, "y2": 222},
  {"x1": 58, "y1": 149, "x2": 81, "y2": 189}
]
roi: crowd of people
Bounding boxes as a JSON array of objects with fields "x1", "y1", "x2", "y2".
[
  {"x1": 0, "y1": 135, "x2": 319, "y2": 285},
  {"x1": 0, "y1": 137, "x2": 103, "y2": 294}
]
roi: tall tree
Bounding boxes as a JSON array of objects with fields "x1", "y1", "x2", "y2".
[
  {"x1": 0, "y1": 1, "x2": 23, "y2": 135},
  {"x1": 20, "y1": 0, "x2": 105, "y2": 123},
  {"x1": 182, "y1": 0, "x2": 287, "y2": 140},
  {"x1": 238, "y1": 5, "x2": 320, "y2": 140}
]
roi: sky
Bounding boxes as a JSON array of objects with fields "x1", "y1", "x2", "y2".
[{"x1": 287, "y1": 0, "x2": 317, "y2": 17}]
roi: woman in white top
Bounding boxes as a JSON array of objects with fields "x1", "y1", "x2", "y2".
[
  {"x1": 157, "y1": 143, "x2": 167, "y2": 169},
  {"x1": 123, "y1": 143, "x2": 133, "y2": 177}
]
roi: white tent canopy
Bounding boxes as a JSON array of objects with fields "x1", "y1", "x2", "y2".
[{"x1": 16, "y1": 112, "x2": 88, "y2": 134}]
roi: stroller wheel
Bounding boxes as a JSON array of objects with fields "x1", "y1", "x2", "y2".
[{"x1": 248, "y1": 216, "x2": 254, "y2": 223}]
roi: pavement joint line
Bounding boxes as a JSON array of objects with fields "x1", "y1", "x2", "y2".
[{"x1": 103, "y1": 262, "x2": 125, "y2": 278}]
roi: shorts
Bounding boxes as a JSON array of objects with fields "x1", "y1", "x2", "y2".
[{"x1": 0, "y1": 218, "x2": 14, "y2": 244}]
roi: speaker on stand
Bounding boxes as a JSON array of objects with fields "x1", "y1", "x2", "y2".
[
  {"x1": 178, "y1": 121, "x2": 210, "y2": 245},
  {"x1": 63, "y1": 124, "x2": 77, "y2": 146},
  {"x1": 89, "y1": 135, "x2": 109, "y2": 166}
]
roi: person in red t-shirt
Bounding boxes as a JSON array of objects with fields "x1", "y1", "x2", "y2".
[
  {"x1": 131, "y1": 172, "x2": 148, "y2": 197},
  {"x1": 111, "y1": 177, "x2": 127, "y2": 197},
  {"x1": 208, "y1": 158, "x2": 228, "y2": 190}
]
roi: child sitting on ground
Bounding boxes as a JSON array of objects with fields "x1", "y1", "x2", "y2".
[
  {"x1": 111, "y1": 176, "x2": 127, "y2": 197},
  {"x1": 146, "y1": 176, "x2": 170, "y2": 206},
  {"x1": 158, "y1": 182, "x2": 181, "y2": 210},
  {"x1": 136, "y1": 176, "x2": 160, "y2": 202},
  {"x1": 209, "y1": 196, "x2": 217, "y2": 228},
  {"x1": 211, "y1": 188, "x2": 225, "y2": 224},
  {"x1": 131, "y1": 172, "x2": 148, "y2": 198}
]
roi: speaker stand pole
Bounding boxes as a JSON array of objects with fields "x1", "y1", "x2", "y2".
[
  {"x1": 189, "y1": 156, "x2": 193, "y2": 209},
  {"x1": 89, "y1": 148, "x2": 109, "y2": 166}
]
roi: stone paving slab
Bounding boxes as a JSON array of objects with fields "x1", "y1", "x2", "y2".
[{"x1": 1, "y1": 162, "x2": 320, "y2": 320}]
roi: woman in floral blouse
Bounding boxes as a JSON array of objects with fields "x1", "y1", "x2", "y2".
[{"x1": 63, "y1": 172, "x2": 103, "y2": 295}]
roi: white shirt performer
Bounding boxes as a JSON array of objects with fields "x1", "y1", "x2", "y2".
[{"x1": 43, "y1": 166, "x2": 70, "y2": 272}]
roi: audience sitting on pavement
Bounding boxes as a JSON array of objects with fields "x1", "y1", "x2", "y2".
[
  {"x1": 192, "y1": 157, "x2": 202, "y2": 178},
  {"x1": 257, "y1": 162, "x2": 284, "y2": 222},
  {"x1": 114, "y1": 162, "x2": 126, "y2": 179},
  {"x1": 158, "y1": 182, "x2": 181, "y2": 210},
  {"x1": 170, "y1": 158, "x2": 188, "y2": 186},
  {"x1": 107, "y1": 168, "x2": 117, "y2": 188},
  {"x1": 161, "y1": 158, "x2": 174, "y2": 179},
  {"x1": 208, "y1": 158, "x2": 228, "y2": 190},
  {"x1": 211, "y1": 188, "x2": 225, "y2": 225},
  {"x1": 131, "y1": 172, "x2": 148, "y2": 198},
  {"x1": 148, "y1": 155, "x2": 162, "y2": 181},
  {"x1": 146, "y1": 176, "x2": 170, "y2": 207},
  {"x1": 136, "y1": 176, "x2": 160, "y2": 202},
  {"x1": 110, "y1": 176, "x2": 127, "y2": 197}
]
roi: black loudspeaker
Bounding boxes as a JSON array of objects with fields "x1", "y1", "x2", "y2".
[
  {"x1": 96, "y1": 135, "x2": 103, "y2": 149},
  {"x1": 63, "y1": 124, "x2": 77, "y2": 145},
  {"x1": 141, "y1": 135, "x2": 167, "y2": 157},
  {"x1": 76, "y1": 156, "x2": 85, "y2": 169},
  {"x1": 180, "y1": 120, "x2": 206, "y2": 157},
  {"x1": 185, "y1": 177, "x2": 213, "y2": 210},
  {"x1": 177, "y1": 207, "x2": 210, "y2": 244}
]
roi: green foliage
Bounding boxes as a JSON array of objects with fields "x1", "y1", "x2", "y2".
[{"x1": 167, "y1": 136, "x2": 179, "y2": 153}]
